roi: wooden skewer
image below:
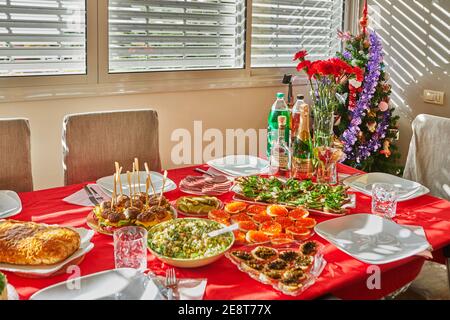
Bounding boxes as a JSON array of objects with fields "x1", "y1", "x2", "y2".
[
  {"x1": 126, "y1": 171, "x2": 133, "y2": 207},
  {"x1": 111, "y1": 173, "x2": 117, "y2": 210},
  {"x1": 158, "y1": 170, "x2": 168, "y2": 207},
  {"x1": 145, "y1": 175, "x2": 150, "y2": 206},
  {"x1": 115, "y1": 162, "x2": 123, "y2": 195},
  {"x1": 134, "y1": 158, "x2": 141, "y2": 193},
  {"x1": 132, "y1": 163, "x2": 136, "y2": 198},
  {"x1": 144, "y1": 162, "x2": 156, "y2": 195}
]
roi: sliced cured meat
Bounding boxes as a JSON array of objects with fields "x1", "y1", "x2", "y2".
[
  {"x1": 288, "y1": 208, "x2": 310, "y2": 220},
  {"x1": 295, "y1": 218, "x2": 317, "y2": 229},
  {"x1": 266, "y1": 205, "x2": 289, "y2": 217},
  {"x1": 260, "y1": 221, "x2": 283, "y2": 235},
  {"x1": 274, "y1": 216, "x2": 294, "y2": 230},
  {"x1": 246, "y1": 205, "x2": 267, "y2": 216},
  {"x1": 225, "y1": 202, "x2": 248, "y2": 214},
  {"x1": 252, "y1": 213, "x2": 272, "y2": 225},
  {"x1": 238, "y1": 220, "x2": 258, "y2": 232},
  {"x1": 245, "y1": 231, "x2": 270, "y2": 244},
  {"x1": 285, "y1": 226, "x2": 311, "y2": 240}
]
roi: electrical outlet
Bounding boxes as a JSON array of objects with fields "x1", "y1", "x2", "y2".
[{"x1": 423, "y1": 90, "x2": 445, "y2": 105}]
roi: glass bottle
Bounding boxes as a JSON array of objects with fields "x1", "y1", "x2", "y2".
[
  {"x1": 291, "y1": 94, "x2": 306, "y2": 146},
  {"x1": 269, "y1": 116, "x2": 291, "y2": 178},
  {"x1": 291, "y1": 101, "x2": 313, "y2": 180},
  {"x1": 267, "y1": 93, "x2": 291, "y2": 158}
]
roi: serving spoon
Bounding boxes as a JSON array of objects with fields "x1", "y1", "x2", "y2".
[{"x1": 207, "y1": 224, "x2": 239, "y2": 238}]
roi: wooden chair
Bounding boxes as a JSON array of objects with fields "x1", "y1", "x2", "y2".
[
  {"x1": 62, "y1": 109, "x2": 162, "y2": 185},
  {"x1": 0, "y1": 118, "x2": 33, "y2": 192}
]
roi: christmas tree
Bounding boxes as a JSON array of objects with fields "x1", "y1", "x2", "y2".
[{"x1": 334, "y1": 1, "x2": 403, "y2": 175}]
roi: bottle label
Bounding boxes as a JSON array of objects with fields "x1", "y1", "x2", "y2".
[
  {"x1": 272, "y1": 152, "x2": 289, "y2": 170},
  {"x1": 292, "y1": 158, "x2": 313, "y2": 178}
]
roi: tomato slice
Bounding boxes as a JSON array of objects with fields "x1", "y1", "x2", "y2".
[
  {"x1": 246, "y1": 205, "x2": 267, "y2": 216},
  {"x1": 245, "y1": 231, "x2": 271, "y2": 244},
  {"x1": 238, "y1": 220, "x2": 258, "y2": 232},
  {"x1": 260, "y1": 221, "x2": 283, "y2": 235},
  {"x1": 286, "y1": 226, "x2": 311, "y2": 240},
  {"x1": 274, "y1": 216, "x2": 294, "y2": 230},
  {"x1": 295, "y1": 217, "x2": 317, "y2": 229},
  {"x1": 252, "y1": 213, "x2": 272, "y2": 224},
  {"x1": 288, "y1": 207, "x2": 310, "y2": 220},
  {"x1": 225, "y1": 202, "x2": 248, "y2": 214},
  {"x1": 267, "y1": 205, "x2": 289, "y2": 217},
  {"x1": 230, "y1": 212, "x2": 252, "y2": 223}
]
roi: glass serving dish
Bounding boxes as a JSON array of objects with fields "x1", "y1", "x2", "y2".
[{"x1": 225, "y1": 240, "x2": 326, "y2": 296}]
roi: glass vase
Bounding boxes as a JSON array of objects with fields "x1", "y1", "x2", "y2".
[{"x1": 312, "y1": 107, "x2": 334, "y2": 148}]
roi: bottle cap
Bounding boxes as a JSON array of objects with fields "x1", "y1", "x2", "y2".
[
  {"x1": 278, "y1": 116, "x2": 287, "y2": 126},
  {"x1": 276, "y1": 92, "x2": 285, "y2": 99}
]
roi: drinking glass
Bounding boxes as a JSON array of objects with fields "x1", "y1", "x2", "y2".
[
  {"x1": 313, "y1": 146, "x2": 343, "y2": 185},
  {"x1": 371, "y1": 183, "x2": 398, "y2": 219},
  {"x1": 113, "y1": 226, "x2": 148, "y2": 271}
]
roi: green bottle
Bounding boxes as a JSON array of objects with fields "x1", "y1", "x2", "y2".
[{"x1": 267, "y1": 93, "x2": 291, "y2": 157}]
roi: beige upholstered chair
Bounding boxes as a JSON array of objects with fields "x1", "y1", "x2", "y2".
[
  {"x1": 0, "y1": 118, "x2": 33, "y2": 192},
  {"x1": 404, "y1": 114, "x2": 450, "y2": 200},
  {"x1": 62, "y1": 109, "x2": 162, "y2": 185}
]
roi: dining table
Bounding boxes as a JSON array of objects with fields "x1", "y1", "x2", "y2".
[{"x1": 5, "y1": 164, "x2": 450, "y2": 300}]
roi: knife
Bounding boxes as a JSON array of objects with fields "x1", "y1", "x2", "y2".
[
  {"x1": 84, "y1": 186, "x2": 99, "y2": 206},
  {"x1": 147, "y1": 272, "x2": 169, "y2": 300},
  {"x1": 87, "y1": 185, "x2": 104, "y2": 203}
]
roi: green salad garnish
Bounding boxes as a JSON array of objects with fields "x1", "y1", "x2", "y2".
[
  {"x1": 148, "y1": 219, "x2": 233, "y2": 259},
  {"x1": 235, "y1": 176, "x2": 351, "y2": 214},
  {"x1": 0, "y1": 272, "x2": 6, "y2": 293}
]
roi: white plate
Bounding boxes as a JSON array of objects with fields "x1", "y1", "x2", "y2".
[
  {"x1": 97, "y1": 171, "x2": 177, "y2": 197},
  {"x1": 343, "y1": 173, "x2": 429, "y2": 202},
  {"x1": 7, "y1": 284, "x2": 19, "y2": 300},
  {"x1": 0, "y1": 226, "x2": 94, "y2": 276},
  {"x1": 207, "y1": 155, "x2": 269, "y2": 177},
  {"x1": 0, "y1": 191, "x2": 22, "y2": 218},
  {"x1": 315, "y1": 214, "x2": 431, "y2": 265},
  {"x1": 30, "y1": 268, "x2": 162, "y2": 300}
]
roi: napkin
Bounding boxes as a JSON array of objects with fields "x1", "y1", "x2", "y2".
[
  {"x1": 151, "y1": 276, "x2": 207, "y2": 300},
  {"x1": 404, "y1": 225, "x2": 434, "y2": 259},
  {"x1": 63, "y1": 184, "x2": 110, "y2": 207}
]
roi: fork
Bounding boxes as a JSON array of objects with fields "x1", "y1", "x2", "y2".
[{"x1": 165, "y1": 268, "x2": 177, "y2": 300}]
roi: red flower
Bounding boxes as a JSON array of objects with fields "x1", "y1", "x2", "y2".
[
  {"x1": 352, "y1": 67, "x2": 364, "y2": 82},
  {"x1": 296, "y1": 60, "x2": 311, "y2": 72},
  {"x1": 293, "y1": 50, "x2": 308, "y2": 61}
]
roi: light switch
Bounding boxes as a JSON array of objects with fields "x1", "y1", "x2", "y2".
[{"x1": 423, "y1": 90, "x2": 445, "y2": 105}]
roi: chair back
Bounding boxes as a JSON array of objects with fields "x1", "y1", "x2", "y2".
[
  {"x1": 0, "y1": 118, "x2": 33, "y2": 192},
  {"x1": 404, "y1": 114, "x2": 450, "y2": 200},
  {"x1": 63, "y1": 109, "x2": 161, "y2": 185}
]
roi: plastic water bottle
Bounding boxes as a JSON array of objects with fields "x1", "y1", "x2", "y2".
[{"x1": 267, "y1": 93, "x2": 291, "y2": 157}]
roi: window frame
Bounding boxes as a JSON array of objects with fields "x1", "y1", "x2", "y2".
[
  {"x1": 0, "y1": 0, "x2": 356, "y2": 90},
  {"x1": 0, "y1": 0, "x2": 98, "y2": 88}
]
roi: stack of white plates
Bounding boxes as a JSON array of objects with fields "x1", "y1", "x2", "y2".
[
  {"x1": 343, "y1": 173, "x2": 430, "y2": 202},
  {"x1": 0, "y1": 191, "x2": 22, "y2": 219},
  {"x1": 96, "y1": 171, "x2": 177, "y2": 197},
  {"x1": 207, "y1": 155, "x2": 269, "y2": 177}
]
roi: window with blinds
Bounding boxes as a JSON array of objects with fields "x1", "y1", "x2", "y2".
[
  {"x1": 108, "y1": 0, "x2": 246, "y2": 74},
  {"x1": 0, "y1": 0, "x2": 86, "y2": 77},
  {"x1": 251, "y1": 0, "x2": 344, "y2": 68}
]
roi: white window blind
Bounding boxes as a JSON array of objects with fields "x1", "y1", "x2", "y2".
[
  {"x1": 108, "y1": 0, "x2": 246, "y2": 73},
  {"x1": 251, "y1": 0, "x2": 344, "y2": 68},
  {"x1": 0, "y1": 0, "x2": 86, "y2": 77}
]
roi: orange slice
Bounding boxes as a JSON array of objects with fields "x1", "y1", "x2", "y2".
[
  {"x1": 225, "y1": 202, "x2": 248, "y2": 214},
  {"x1": 266, "y1": 205, "x2": 289, "y2": 217},
  {"x1": 286, "y1": 226, "x2": 311, "y2": 240},
  {"x1": 260, "y1": 221, "x2": 283, "y2": 235},
  {"x1": 252, "y1": 213, "x2": 272, "y2": 225},
  {"x1": 288, "y1": 207, "x2": 310, "y2": 220},
  {"x1": 245, "y1": 230, "x2": 270, "y2": 244},
  {"x1": 246, "y1": 205, "x2": 267, "y2": 216},
  {"x1": 295, "y1": 218, "x2": 317, "y2": 229}
]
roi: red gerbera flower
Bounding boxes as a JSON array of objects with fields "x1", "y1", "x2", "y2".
[
  {"x1": 352, "y1": 67, "x2": 364, "y2": 82},
  {"x1": 296, "y1": 60, "x2": 311, "y2": 72},
  {"x1": 293, "y1": 50, "x2": 308, "y2": 61}
]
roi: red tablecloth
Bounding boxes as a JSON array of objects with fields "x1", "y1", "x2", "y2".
[{"x1": 4, "y1": 164, "x2": 450, "y2": 300}]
